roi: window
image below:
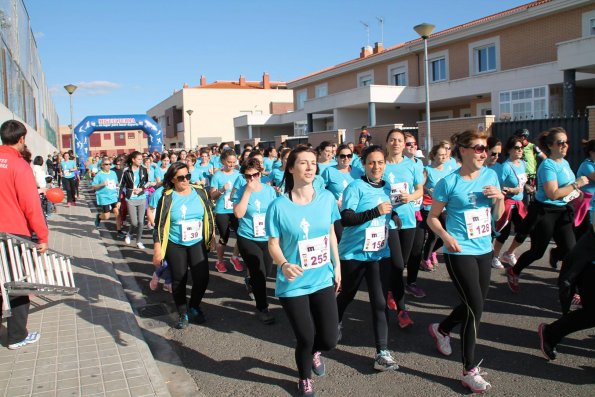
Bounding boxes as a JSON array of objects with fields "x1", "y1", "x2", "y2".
[
  {"x1": 115, "y1": 133, "x2": 126, "y2": 146},
  {"x1": 591, "y1": 18, "x2": 595, "y2": 35},
  {"x1": 128, "y1": 132, "x2": 135, "y2": 139},
  {"x1": 296, "y1": 90, "x2": 307, "y2": 110},
  {"x1": 477, "y1": 46, "x2": 496, "y2": 73},
  {"x1": 499, "y1": 86, "x2": 548, "y2": 119},
  {"x1": 431, "y1": 58, "x2": 446, "y2": 82},
  {"x1": 103, "y1": 133, "x2": 111, "y2": 140},
  {"x1": 357, "y1": 71, "x2": 374, "y2": 87},
  {"x1": 61, "y1": 135, "x2": 71, "y2": 149},
  {"x1": 582, "y1": 11, "x2": 595, "y2": 36},
  {"x1": 315, "y1": 83, "x2": 328, "y2": 98},
  {"x1": 89, "y1": 134, "x2": 101, "y2": 147},
  {"x1": 469, "y1": 37, "x2": 500, "y2": 75},
  {"x1": 388, "y1": 62, "x2": 408, "y2": 86}
]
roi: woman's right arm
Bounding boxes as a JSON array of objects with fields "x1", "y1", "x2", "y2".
[
  {"x1": 268, "y1": 237, "x2": 303, "y2": 281},
  {"x1": 340, "y1": 201, "x2": 391, "y2": 226},
  {"x1": 427, "y1": 200, "x2": 461, "y2": 253}
]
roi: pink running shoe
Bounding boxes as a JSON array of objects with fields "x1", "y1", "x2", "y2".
[
  {"x1": 397, "y1": 310, "x2": 413, "y2": 329},
  {"x1": 386, "y1": 291, "x2": 397, "y2": 311},
  {"x1": 230, "y1": 256, "x2": 244, "y2": 272},
  {"x1": 215, "y1": 261, "x2": 228, "y2": 273},
  {"x1": 431, "y1": 251, "x2": 438, "y2": 265},
  {"x1": 420, "y1": 259, "x2": 434, "y2": 272}
]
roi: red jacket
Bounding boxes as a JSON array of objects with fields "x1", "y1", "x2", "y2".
[{"x1": 0, "y1": 145, "x2": 49, "y2": 243}]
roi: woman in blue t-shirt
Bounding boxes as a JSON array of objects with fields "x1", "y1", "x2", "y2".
[
  {"x1": 232, "y1": 158, "x2": 277, "y2": 324},
  {"x1": 60, "y1": 152, "x2": 77, "y2": 206},
  {"x1": 507, "y1": 128, "x2": 589, "y2": 293},
  {"x1": 266, "y1": 146, "x2": 341, "y2": 396},
  {"x1": 316, "y1": 141, "x2": 334, "y2": 174},
  {"x1": 336, "y1": 145, "x2": 398, "y2": 372},
  {"x1": 152, "y1": 162, "x2": 214, "y2": 329},
  {"x1": 427, "y1": 129, "x2": 504, "y2": 394},
  {"x1": 155, "y1": 154, "x2": 170, "y2": 185},
  {"x1": 268, "y1": 147, "x2": 291, "y2": 195}
]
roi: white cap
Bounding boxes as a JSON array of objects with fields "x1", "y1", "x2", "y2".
[{"x1": 415, "y1": 149, "x2": 425, "y2": 158}]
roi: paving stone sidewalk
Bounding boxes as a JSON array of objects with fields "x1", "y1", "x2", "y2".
[{"x1": 0, "y1": 197, "x2": 171, "y2": 397}]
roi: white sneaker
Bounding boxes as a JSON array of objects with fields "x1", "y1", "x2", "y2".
[
  {"x1": 124, "y1": 234, "x2": 131, "y2": 245},
  {"x1": 373, "y1": 350, "x2": 398, "y2": 371},
  {"x1": 461, "y1": 365, "x2": 491, "y2": 393},
  {"x1": 491, "y1": 257, "x2": 504, "y2": 269},
  {"x1": 136, "y1": 242, "x2": 145, "y2": 249},
  {"x1": 501, "y1": 252, "x2": 517, "y2": 266},
  {"x1": 428, "y1": 323, "x2": 452, "y2": 356}
]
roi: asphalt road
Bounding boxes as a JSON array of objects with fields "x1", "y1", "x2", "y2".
[{"x1": 97, "y1": 206, "x2": 594, "y2": 396}]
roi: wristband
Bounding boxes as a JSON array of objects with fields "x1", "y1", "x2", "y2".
[
  {"x1": 572, "y1": 182, "x2": 579, "y2": 191},
  {"x1": 281, "y1": 262, "x2": 288, "y2": 270}
]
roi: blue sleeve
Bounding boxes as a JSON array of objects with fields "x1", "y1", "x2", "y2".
[
  {"x1": 330, "y1": 197, "x2": 340, "y2": 223},
  {"x1": 232, "y1": 184, "x2": 245, "y2": 203},
  {"x1": 92, "y1": 174, "x2": 101, "y2": 185},
  {"x1": 210, "y1": 173, "x2": 221, "y2": 189},
  {"x1": 342, "y1": 184, "x2": 360, "y2": 211},
  {"x1": 321, "y1": 168, "x2": 331, "y2": 186},
  {"x1": 233, "y1": 175, "x2": 244, "y2": 190},
  {"x1": 539, "y1": 160, "x2": 558, "y2": 183},
  {"x1": 266, "y1": 201, "x2": 280, "y2": 238},
  {"x1": 433, "y1": 177, "x2": 449, "y2": 203},
  {"x1": 577, "y1": 161, "x2": 595, "y2": 179},
  {"x1": 414, "y1": 162, "x2": 424, "y2": 186}
]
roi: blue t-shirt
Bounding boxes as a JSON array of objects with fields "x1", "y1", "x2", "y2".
[
  {"x1": 266, "y1": 189, "x2": 340, "y2": 298},
  {"x1": 272, "y1": 159, "x2": 283, "y2": 170},
  {"x1": 445, "y1": 157, "x2": 459, "y2": 173},
  {"x1": 127, "y1": 168, "x2": 147, "y2": 201},
  {"x1": 88, "y1": 162, "x2": 99, "y2": 175},
  {"x1": 383, "y1": 157, "x2": 420, "y2": 229},
  {"x1": 149, "y1": 186, "x2": 164, "y2": 209},
  {"x1": 263, "y1": 157, "x2": 276, "y2": 174},
  {"x1": 424, "y1": 164, "x2": 450, "y2": 211},
  {"x1": 577, "y1": 159, "x2": 595, "y2": 196},
  {"x1": 269, "y1": 168, "x2": 285, "y2": 187},
  {"x1": 232, "y1": 184, "x2": 277, "y2": 241},
  {"x1": 147, "y1": 167, "x2": 156, "y2": 183},
  {"x1": 60, "y1": 160, "x2": 76, "y2": 179},
  {"x1": 317, "y1": 162, "x2": 332, "y2": 175},
  {"x1": 92, "y1": 171, "x2": 119, "y2": 205},
  {"x1": 498, "y1": 160, "x2": 527, "y2": 202},
  {"x1": 209, "y1": 155, "x2": 222, "y2": 171},
  {"x1": 339, "y1": 179, "x2": 391, "y2": 261},
  {"x1": 168, "y1": 190, "x2": 205, "y2": 246},
  {"x1": 410, "y1": 157, "x2": 425, "y2": 212},
  {"x1": 433, "y1": 167, "x2": 500, "y2": 255},
  {"x1": 193, "y1": 164, "x2": 212, "y2": 186},
  {"x1": 321, "y1": 166, "x2": 354, "y2": 200},
  {"x1": 535, "y1": 158, "x2": 575, "y2": 206},
  {"x1": 211, "y1": 170, "x2": 240, "y2": 214},
  {"x1": 155, "y1": 165, "x2": 169, "y2": 182}
]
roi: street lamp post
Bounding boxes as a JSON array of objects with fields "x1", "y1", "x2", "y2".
[
  {"x1": 414, "y1": 23, "x2": 435, "y2": 152},
  {"x1": 64, "y1": 84, "x2": 77, "y2": 152},
  {"x1": 186, "y1": 109, "x2": 194, "y2": 150}
]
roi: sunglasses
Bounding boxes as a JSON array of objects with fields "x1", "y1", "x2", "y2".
[
  {"x1": 244, "y1": 171, "x2": 261, "y2": 180},
  {"x1": 405, "y1": 142, "x2": 417, "y2": 147},
  {"x1": 464, "y1": 144, "x2": 489, "y2": 154},
  {"x1": 490, "y1": 152, "x2": 500, "y2": 157},
  {"x1": 102, "y1": 163, "x2": 112, "y2": 166},
  {"x1": 512, "y1": 146, "x2": 523, "y2": 150},
  {"x1": 174, "y1": 174, "x2": 191, "y2": 182},
  {"x1": 556, "y1": 140, "x2": 568, "y2": 147},
  {"x1": 338, "y1": 154, "x2": 353, "y2": 159}
]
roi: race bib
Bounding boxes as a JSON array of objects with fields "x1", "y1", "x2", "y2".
[
  {"x1": 364, "y1": 225, "x2": 388, "y2": 251},
  {"x1": 252, "y1": 213, "x2": 266, "y2": 238},
  {"x1": 107, "y1": 180, "x2": 117, "y2": 190},
  {"x1": 412, "y1": 197, "x2": 422, "y2": 207},
  {"x1": 390, "y1": 182, "x2": 408, "y2": 205},
  {"x1": 224, "y1": 194, "x2": 234, "y2": 209},
  {"x1": 64, "y1": 169, "x2": 71, "y2": 177},
  {"x1": 464, "y1": 208, "x2": 491, "y2": 239},
  {"x1": 517, "y1": 173, "x2": 528, "y2": 189},
  {"x1": 180, "y1": 220, "x2": 203, "y2": 242},
  {"x1": 298, "y1": 234, "x2": 330, "y2": 270},
  {"x1": 562, "y1": 189, "x2": 580, "y2": 203}
]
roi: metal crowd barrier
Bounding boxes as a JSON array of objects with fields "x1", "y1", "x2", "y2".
[{"x1": 0, "y1": 232, "x2": 78, "y2": 317}]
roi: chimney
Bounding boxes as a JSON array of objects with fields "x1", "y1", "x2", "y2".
[
  {"x1": 183, "y1": 82, "x2": 189, "y2": 88},
  {"x1": 373, "y1": 42, "x2": 384, "y2": 54},
  {"x1": 360, "y1": 45, "x2": 373, "y2": 58},
  {"x1": 262, "y1": 72, "x2": 270, "y2": 89},
  {"x1": 200, "y1": 75, "x2": 206, "y2": 86},
  {"x1": 239, "y1": 75, "x2": 246, "y2": 87}
]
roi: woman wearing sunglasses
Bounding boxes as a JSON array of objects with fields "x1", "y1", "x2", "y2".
[
  {"x1": 381, "y1": 128, "x2": 424, "y2": 328},
  {"x1": 427, "y1": 129, "x2": 504, "y2": 393},
  {"x1": 91, "y1": 159, "x2": 120, "y2": 228},
  {"x1": 492, "y1": 136, "x2": 529, "y2": 269},
  {"x1": 232, "y1": 158, "x2": 277, "y2": 324},
  {"x1": 153, "y1": 162, "x2": 214, "y2": 329},
  {"x1": 507, "y1": 127, "x2": 589, "y2": 293},
  {"x1": 266, "y1": 146, "x2": 341, "y2": 396}
]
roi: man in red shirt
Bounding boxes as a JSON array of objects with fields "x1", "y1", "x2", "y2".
[{"x1": 0, "y1": 119, "x2": 47, "y2": 349}]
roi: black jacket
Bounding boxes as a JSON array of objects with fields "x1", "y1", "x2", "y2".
[{"x1": 121, "y1": 166, "x2": 149, "y2": 199}]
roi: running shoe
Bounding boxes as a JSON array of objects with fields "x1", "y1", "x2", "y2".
[
  {"x1": 163, "y1": 283, "x2": 172, "y2": 293},
  {"x1": 124, "y1": 234, "x2": 131, "y2": 245},
  {"x1": 297, "y1": 378, "x2": 315, "y2": 397},
  {"x1": 570, "y1": 294, "x2": 582, "y2": 311},
  {"x1": 230, "y1": 256, "x2": 244, "y2": 272},
  {"x1": 312, "y1": 351, "x2": 325, "y2": 377},
  {"x1": 66, "y1": 202, "x2": 71, "y2": 207},
  {"x1": 146, "y1": 224, "x2": 154, "y2": 231},
  {"x1": 117, "y1": 230, "x2": 127, "y2": 239},
  {"x1": 176, "y1": 313, "x2": 189, "y2": 329},
  {"x1": 257, "y1": 308, "x2": 275, "y2": 325},
  {"x1": 405, "y1": 283, "x2": 426, "y2": 298},
  {"x1": 8, "y1": 331, "x2": 41, "y2": 350},
  {"x1": 538, "y1": 323, "x2": 557, "y2": 360},
  {"x1": 397, "y1": 310, "x2": 413, "y2": 329},
  {"x1": 244, "y1": 276, "x2": 254, "y2": 300},
  {"x1": 215, "y1": 261, "x2": 227, "y2": 273},
  {"x1": 506, "y1": 267, "x2": 520, "y2": 293},
  {"x1": 431, "y1": 251, "x2": 439, "y2": 265},
  {"x1": 491, "y1": 257, "x2": 504, "y2": 269},
  {"x1": 136, "y1": 242, "x2": 146, "y2": 249},
  {"x1": 420, "y1": 259, "x2": 434, "y2": 272},
  {"x1": 373, "y1": 350, "x2": 398, "y2": 371},
  {"x1": 188, "y1": 307, "x2": 206, "y2": 325},
  {"x1": 149, "y1": 272, "x2": 159, "y2": 291},
  {"x1": 428, "y1": 323, "x2": 452, "y2": 356},
  {"x1": 386, "y1": 291, "x2": 397, "y2": 310},
  {"x1": 461, "y1": 365, "x2": 491, "y2": 394},
  {"x1": 549, "y1": 249, "x2": 558, "y2": 269},
  {"x1": 94, "y1": 215, "x2": 101, "y2": 228},
  {"x1": 500, "y1": 252, "x2": 517, "y2": 266}
]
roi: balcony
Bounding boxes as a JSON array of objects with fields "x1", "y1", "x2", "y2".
[{"x1": 557, "y1": 36, "x2": 595, "y2": 73}]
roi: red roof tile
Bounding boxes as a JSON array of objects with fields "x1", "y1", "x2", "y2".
[{"x1": 192, "y1": 81, "x2": 287, "y2": 89}]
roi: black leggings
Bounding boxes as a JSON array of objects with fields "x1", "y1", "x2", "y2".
[
  {"x1": 512, "y1": 203, "x2": 575, "y2": 276},
  {"x1": 280, "y1": 286, "x2": 338, "y2": 379},
  {"x1": 164, "y1": 241, "x2": 209, "y2": 314},
  {"x1": 406, "y1": 221, "x2": 424, "y2": 285},
  {"x1": 62, "y1": 177, "x2": 76, "y2": 203},
  {"x1": 421, "y1": 209, "x2": 445, "y2": 260},
  {"x1": 381, "y1": 227, "x2": 416, "y2": 312},
  {"x1": 337, "y1": 259, "x2": 388, "y2": 352},
  {"x1": 237, "y1": 236, "x2": 273, "y2": 310},
  {"x1": 495, "y1": 205, "x2": 525, "y2": 243},
  {"x1": 215, "y1": 213, "x2": 238, "y2": 245},
  {"x1": 439, "y1": 252, "x2": 492, "y2": 371}
]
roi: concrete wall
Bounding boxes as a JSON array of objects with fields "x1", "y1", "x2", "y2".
[
  {"x1": 417, "y1": 115, "x2": 496, "y2": 151},
  {"x1": 334, "y1": 108, "x2": 368, "y2": 143},
  {"x1": 0, "y1": 107, "x2": 57, "y2": 158}
]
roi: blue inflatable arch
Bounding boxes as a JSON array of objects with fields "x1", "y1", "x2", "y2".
[{"x1": 73, "y1": 114, "x2": 164, "y2": 163}]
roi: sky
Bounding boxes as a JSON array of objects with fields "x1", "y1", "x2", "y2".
[{"x1": 26, "y1": 0, "x2": 532, "y2": 126}]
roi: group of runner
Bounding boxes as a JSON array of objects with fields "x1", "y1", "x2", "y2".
[{"x1": 81, "y1": 128, "x2": 594, "y2": 396}]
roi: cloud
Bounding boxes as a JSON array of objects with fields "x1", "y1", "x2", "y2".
[
  {"x1": 33, "y1": 31, "x2": 45, "y2": 39},
  {"x1": 76, "y1": 80, "x2": 121, "y2": 96}
]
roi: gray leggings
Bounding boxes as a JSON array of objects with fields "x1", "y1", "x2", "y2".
[{"x1": 127, "y1": 199, "x2": 146, "y2": 243}]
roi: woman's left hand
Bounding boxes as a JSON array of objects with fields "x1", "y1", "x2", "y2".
[
  {"x1": 483, "y1": 185, "x2": 504, "y2": 200},
  {"x1": 334, "y1": 267, "x2": 341, "y2": 293}
]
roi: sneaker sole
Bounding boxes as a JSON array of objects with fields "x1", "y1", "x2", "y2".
[
  {"x1": 461, "y1": 380, "x2": 490, "y2": 394},
  {"x1": 428, "y1": 324, "x2": 451, "y2": 356},
  {"x1": 404, "y1": 289, "x2": 426, "y2": 299},
  {"x1": 538, "y1": 323, "x2": 555, "y2": 361},
  {"x1": 312, "y1": 367, "x2": 326, "y2": 377},
  {"x1": 374, "y1": 362, "x2": 398, "y2": 371}
]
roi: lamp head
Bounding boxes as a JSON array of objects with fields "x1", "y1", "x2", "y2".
[
  {"x1": 64, "y1": 84, "x2": 77, "y2": 94},
  {"x1": 186, "y1": 109, "x2": 194, "y2": 116},
  {"x1": 414, "y1": 23, "x2": 435, "y2": 39}
]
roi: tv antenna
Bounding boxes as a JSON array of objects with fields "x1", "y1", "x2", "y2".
[
  {"x1": 376, "y1": 17, "x2": 384, "y2": 43},
  {"x1": 360, "y1": 21, "x2": 370, "y2": 46}
]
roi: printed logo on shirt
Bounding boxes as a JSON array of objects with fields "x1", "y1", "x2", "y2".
[{"x1": 300, "y1": 218, "x2": 310, "y2": 239}]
